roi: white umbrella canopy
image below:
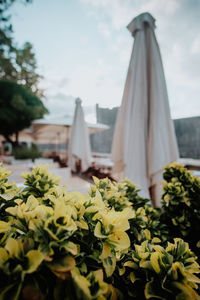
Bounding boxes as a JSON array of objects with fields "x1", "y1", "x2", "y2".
[
  {"x1": 68, "y1": 98, "x2": 92, "y2": 172},
  {"x1": 32, "y1": 117, "x2": 109, "y2": 144},
  {"x1": 111, "y1": 12, "x2": 179, "y2": 206}
]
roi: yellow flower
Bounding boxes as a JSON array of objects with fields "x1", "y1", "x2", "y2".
[
  {"x1": 5, "y1": 238, "x2": 23, "y2": 258},
  {"x1": 130, "y1": 272, "x2": 137, "y2": 283},
  {"x1": 26, "y1": 195, "x2": 39, "y2": 210},
  {"x1": 143, "y1": 229, "x2": 151, "y2": 240},
  {"x1": 0, "y1": 221, "x2": 10, "y2": 243},
  {"x1": 6, "y1": 200, "x2": 24, "y2": 219},
  {"x1": 99, "y1": 243, "x2": 111, "y2": 260},
  {"x1": 152, "y1": 245, "x2": 164, "y2": 254},
  {"x1": 119, "y1": 267, "x2": 126, "y2": 276},
  {"x1": 166, "y1": 242, "x2": 175, "y2": 252},
  {"x1": 0, "y1": 248, "x2": 9, "y2": 265},
  {"x1": 67, "y1": 191, "x2": 88, "y2": 208},
  {"x1": 95, "y1": 208, "x2": 132, "y2": 234},
  {"x1": 94, "y1": 222, "x2": 108, "y2": 238},
  {"x1": 90, "y1": 190, "x2": 106, "y2": 210},
  {"x1": 88, "y1": 269, "x2": 108, "y2": 298},
  {"x1": 71, "y1": 267, "x2": 91, "y2": 298},
  {"x1": 76, "y1": 219, "x2": 88, "y2": 230},
  {"x1": 102, "y1": 254, "x2": 116, "y2": 277},
  {"x1": 123, "y1": 261, "x2": 138, "y2": 269},
  {"x1": 152, "y1": 237, "x2": 161, "y2": 244},
  {"x1": 6, "y1": 196, "x2": 44, "y2": 222},
  {"x1": 47, "y1": 255, "x2": 76, "y2": 280},
  {"x1": 33, "y1": 205, "x2": 54, "y2": 219},
  {"x1": 44, "y1": 202, "x2": 77, "y2": 241},
  {"x1": 172, "y1": 282, "x2": 200, "y2": 300},
  {"x1": 92, "y1": 176, "x2": 100, "y2": 186},
  {"x1": 109, "y1": 231, "x2": 130, "y2": 252},
  {"x1": 61, "y1": 241, "x2": 78, "y2": 255},
  {"x1": 150, "y1": 252, "x2": 162, "y2": 273},
  {"x1": 25, "y1": 250, "x2": 44, "y2": 274}
]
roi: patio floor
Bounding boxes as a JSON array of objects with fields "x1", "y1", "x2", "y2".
[{"x1": 4, "y1": 163, "x2": 91, "y2": 194}]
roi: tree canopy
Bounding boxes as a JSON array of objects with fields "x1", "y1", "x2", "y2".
[
  {"x1": 0, "y1": 1, "x2": 47, "y2": 147},
  {"x1": 0, "y1": 0, "x2": 44, "y2": 98},
  {"x1": 0, "y1": 80, "x2": 48, "y2": 145}
]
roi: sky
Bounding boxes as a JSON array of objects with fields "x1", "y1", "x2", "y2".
[{"x1": 10, "y1": 0, "x2": 200, "y2": 122}]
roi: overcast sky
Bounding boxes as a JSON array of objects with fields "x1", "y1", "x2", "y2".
[{"x1": 11, "y1": 0, "x2": 200, "y2": 122}]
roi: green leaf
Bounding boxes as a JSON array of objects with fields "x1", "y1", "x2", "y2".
[
  {"x1": 0, "y1": 281, "x2": 22, "y2": 300},
  {"x1": 144, "y1": 278, "x2": 165, "y2": 299},
  {"x1": 47, "y1": 255, "x2": 75, "y2": 279}
]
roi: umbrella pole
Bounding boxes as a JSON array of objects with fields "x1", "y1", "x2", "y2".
[
  {"x1": 149, "y1": 184, "x2": 162, "y2": 208},
  {"x1": 149, "y1": 186, "x2": 156, "y2": 207}
]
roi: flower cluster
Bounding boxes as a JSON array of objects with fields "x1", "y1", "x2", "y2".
[
  {"x1": 21, "y1": 164, "x2": 61, "y2": 197},
  {"x1": 0, "y1": 165, "x2": 134, "y2": 299},
  {"x1": 162, "y1": 162, "x2": 200, "y2": 251},
  {"x1": 0, "y1": 163, "x2": 199, "y2": 299},
  {"x1": 117, "y1": 238, "x2": 200, "y2": 299},
  {"x1": 90, "y1": 177, "x2": 168, "y2": 246},
  {"x1": 0, "y1": 163, "x2": 21, "y2": 220}
]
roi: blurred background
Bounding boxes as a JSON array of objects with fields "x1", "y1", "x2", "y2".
[{"x1": 0, "y1": 0, "x2": 200, "y2": 193}]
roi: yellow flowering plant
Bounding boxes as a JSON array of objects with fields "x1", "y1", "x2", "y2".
[
  {"x1": 116, "y1": 238, "x2": 200, "y2": 299},
  {"x1": 0, "y1": 163, "x2": 199, "y2": 299},
  {"x1": 0, "y1": 165, "x2": 134, "y2": 299},
  {"x1": 90, "y1": 177, "x2": 168, "y2": 247},
  {"x1": 0, "y1": 163, "x2": 21, "y2": 220},
  {"x1": 21, "y1": 164, "x2": 61, "y2": 197},
  {"x1": 161, "y1": 162, "x2": 200, "y2": 253}
]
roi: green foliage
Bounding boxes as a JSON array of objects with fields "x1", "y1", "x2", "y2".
[
  {"x1": 90, "y1": 177, "x2": 169, "y2": 246},
  {"x1": 117, "y1": 238, "x2": 200, "y2": 299},
  {"x1": 0, "y1": 0, "x2": 44, "y2": 98},
  {"x1": 0, "y1": 163, "x2": 199, "y2": 299},
  {"x1": 0, "y1": 163, "x2": 20, "y2": 220},
  {"x1": 0, "y1": 164, "x2": 132, "y2": 299},
  {"x1": 13, "y1": 144, "x2": 41, "y2": 161},
  {"x1": 0, "y1": 80, "x2": 47, "y2": 142},
  {"x1": 162, "y1": 162, "x2": 200, "y2": 252},
  {"x1": 21, "y1": 164, "x2": 60, "y2": 198}
]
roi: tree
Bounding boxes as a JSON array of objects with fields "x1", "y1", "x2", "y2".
[
  {"x1": 0, "y1": 80, "x2": 48, "y2": 146},
  {"x1": 0, "y1": 0, "x2": 32, "y2": 54},
  {"x1": 0, "y1": 0, "x2": 44, "y2": 98},
  {"x1": 1, "y1": 41, "x2": 44, "y2": 98},
  {"x1": 0, "y1": 1, "x2": 17, "y2": 81}
]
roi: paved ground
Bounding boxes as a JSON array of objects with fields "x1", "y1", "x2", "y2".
[{"x1": 3, "y1": 163, "x2": 91, "y2": 194}]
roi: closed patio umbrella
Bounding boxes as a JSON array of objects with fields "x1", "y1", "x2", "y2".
[
  {"x1": 111, "y1": 12, "x2": 179, "y2": 206},
  {"x1": 68, "y1": 98, "x2": 92, "y2": 172}
]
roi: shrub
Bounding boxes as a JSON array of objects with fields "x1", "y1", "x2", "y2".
[
  {"x1": 162, "y1": 162, "x2": 200, "y2": 253},
  {"x1": 13, "y1": 144, "x2": 42, "y2": 161},
  {"x1": 0, "y1": 163, "x2": 199, "y2": 299},
  {"x1": 116, "y1": 238, "x2": 200, "y2": 299},
  {"x1": 0, "y1": 163, "x2": 21, "y2": 220}
]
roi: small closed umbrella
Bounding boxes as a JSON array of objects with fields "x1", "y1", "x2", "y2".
[
  {"x1": 68, "y1": 98, "x2": 92, "y2": 172},
  {"x1": 111, "y1": 12, "x2": 179, "y2": 206}
]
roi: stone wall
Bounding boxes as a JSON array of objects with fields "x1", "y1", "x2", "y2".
[
  {"x1": 91, "y1": 104, "x2": 200, "y2": 159},
  {"x1": 174, "y1": 116, "x2": 200, "y2": 159},
  {"x1": 90, "y1": 104, "x2": 119, "y2": 153}
]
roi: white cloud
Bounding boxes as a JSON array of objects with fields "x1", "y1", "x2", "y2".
[
  {"x1": 57, "y1": 78, "x2": 70, "y2": 89},
  {"x1": 191, "y1": 35, "x2": 200, "y2": 54},
  {"x1": 40, "y1": 61, "x2": 122, "y2": 122},
  {"x1": 80, "y1": 36, "x2": 89, "y2": 46},
  {"x1": 81, "y1": 0, "x2": 133, "y2": 29},
  {"x1": 140, "y1": 0, "x2": 180, "y2": 15},
  {"x1": 39, "y1": 0, "x2": 200, "y2": 120},
  {"x1": 44, "y1": 93, "x2": 75, "y2": 116},
  {"x1": 98, "y1": 22, "x2": 111, "y2": 38},
  {"x1": 81, "y1": 0, "x2": 180, "y2": 31},
  {"x1": 42, "y1": 90, "x2": 97, "y2": 123},
  {"x1": 61, "y1": 60, "x2": 123, "y2": 108}
]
